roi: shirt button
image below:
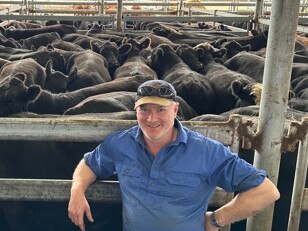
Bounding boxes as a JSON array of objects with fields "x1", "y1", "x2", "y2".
[
  {"x1": 154, "y1": 164, "x2": 158, "y2": 168},
  {"x1": 150, "y1": 182, "x2": 154, "y2": 186}
]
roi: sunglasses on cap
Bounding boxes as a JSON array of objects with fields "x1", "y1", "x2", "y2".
[{"x1": 137, "y1": 86, "x2": 176, "y2": 101}]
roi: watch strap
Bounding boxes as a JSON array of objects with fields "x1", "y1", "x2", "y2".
[{"x1": 210, "y1": 211, "x2": 223, "y2": 229}]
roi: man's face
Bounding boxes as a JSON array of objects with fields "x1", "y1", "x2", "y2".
[{"x1": 136, "y1": 102, "x2": 178, "y2": 144}]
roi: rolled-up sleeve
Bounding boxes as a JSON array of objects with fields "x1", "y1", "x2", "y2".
[
  {"x1": 206, "y1": 142, "x2": 267, "y2": 193},
  {"x1": 84, "y1": 135, "x2": 115, "y2": 179}
]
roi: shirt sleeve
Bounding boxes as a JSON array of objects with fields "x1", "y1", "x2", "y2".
[
  {"x1": 84, "y1": 135, "x2": 116, "y2": 179},
  {"x1": 206, "y1": 141, "x2": 267, "y2": 193}
]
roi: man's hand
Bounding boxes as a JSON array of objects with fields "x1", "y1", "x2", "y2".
[
  {"x1": 204, "y1": 212, "x2": 221, "y2": 231},
  {"x1": 68, "y1": 191, "x2": 94, "y2": 231}
]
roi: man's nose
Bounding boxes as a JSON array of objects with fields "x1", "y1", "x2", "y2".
[{"x1": 147, "y1": 111, "x2": 158, "y2": 121}]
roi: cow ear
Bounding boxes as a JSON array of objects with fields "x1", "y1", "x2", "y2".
[
  {"x1": 46, "y1": 44, "x2": 55, "y2": 51},
  {"x1": 154, "y1": 47, "x2": 164, "y2": 60},
  {"x1": 68, "y1": 67, "x2": 78, "y2": 82},
  {"x1": 14, "y1": 73, "x2": 26, "y2": 82},
  {"x1": 119, "y1": 43, "x2": 132, "y2": 55},
  {"x1": 196, "y1": 47, "x2": 204, "y2": 59},
  {"x1": 27, "y1": 85, "x2": 41, "y2": 100},
  {"x1": 243, "y1": 44, "x2": 251, "y2": 52},
  {"x1": 0, "y1": 26, "x2": 5, "y2": 35},
  {"x1": 140, "y1": 37, "x2": 151, "y2": 49},
  {"x1": 45, "y1": 59, "x2": 53, "y2": 76},
  {"x1": 231, "y1": 80, "x2": 245, "y2": 98},
  {"x1": 212, "y1": 48, "x2": 227, "y2": 58},
  {"x1": 90, "y1": 41, "x2": 100, "y2": 53}
]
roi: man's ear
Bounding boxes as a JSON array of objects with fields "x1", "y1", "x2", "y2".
[{"x1": 174, "y1": 102, "x2": 179, "y2": 116}]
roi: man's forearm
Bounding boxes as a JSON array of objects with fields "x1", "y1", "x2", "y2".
[
  {"x1": 213, "y1": 178, "x2": 280, "y2": 226},
  {"x1": 71, "y1": 159, "x2": 97, "y2": 194}
]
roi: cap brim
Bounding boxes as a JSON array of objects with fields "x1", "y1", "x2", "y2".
[{"x1": 134, "y1": 96, "x2": 173, "y2": 109}]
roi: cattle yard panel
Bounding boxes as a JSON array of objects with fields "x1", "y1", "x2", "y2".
[
  {"x1": 0, "y1": 115, "x2": 246, "y2": 231},
  {"x1": 122, "y1": 15, "x2": 252, "y2": 34},
  {"x1": 0, "y1": 14, "x2": 115, "y2": 28},
  {"x1": 103, "y1": 1, "x2": 180, "y2": 16},
  {"x1": 287, "y1": 117, "x2": 308, "y2": 231}
]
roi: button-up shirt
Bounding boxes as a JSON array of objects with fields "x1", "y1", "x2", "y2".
[{"x1": 84, "y1": 119, "x2": 267, "y2": 231}]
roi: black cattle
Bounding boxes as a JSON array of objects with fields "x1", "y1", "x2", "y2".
[
  {"x1": 0, "y1": 75, "x2": 40, "y2": 117},
  {"x1": 288, "y1": 98, "x2": 308, "y2": 112},
  {"x1": 64, "y1": 91, "x2": 137, "y2": 115},
  {"x1": 66, "y1": 50, "x2": 112, "y2": 91},
  {"x1": 223, "y1": 51, "x2": 265, "y2": 83},
  {"x1": 0, "y1": 33, "x2": 22, "y2": 48},
  {"x1": 0, "y1": 58, "x2": 47, "y2": 87},
  {"x1": 0, "y1": 44, "x2": 31, "y2": 55},
  {"x1": 97, "y1": 41, "x2": 120, "y2": 77},
  {"x1": 3, "y1": 46, "x2": 66, "y2": 73},
  {"x1": 113, "y1": 38, "x2": 157, "y2": 79},
  {"x1": 5, "y1": 20, "x2": 42, "y2": 29},
  {"x1": 0, "y1": 24, "x2": 78, "y2": 40},
  {"x1": 219, "y1": 40, "x2": 251, "y2": 61},
  {"x1": 149, "y1": 43, "x2": 215, "y2": 115},
  {"x1": 21, "y1": 32, "x2": 61, "y2": 50},
  {"x1": 0, "y1": 57, "x2": 10, "y2": 69},
  {"x1": 48, "y1": 39, "x2": 84, "y2": 52},
  {"x1": 45, "y1": 60, "x2": 70, "y2": 93},
  {"x1": 177, "y1": 43, "x2": 258, "y2": 114},
  {"x1": 212, "y1": 30, "x2": 268, "y2": 51},
  {"x1": 27, "y1": 75, "x2": 154, "y2": 115}
]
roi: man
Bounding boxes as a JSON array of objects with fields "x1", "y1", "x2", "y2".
[{"x1": 68, "y1": 79, "x2": 280, "y2": 231}]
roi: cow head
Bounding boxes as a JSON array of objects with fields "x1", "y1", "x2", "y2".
[
  {"x1": 176, "y1": 44, "x2": 204, "y2": 72},
  {"x1": 0, "y1": 75, "x2": 40, "y2": 117},
  {"x1": 232, "y1": 80, "x2": 262, "y2": 108},
  {"x1": 99, "y1": 41, "x2": 120, "y2": 76}
]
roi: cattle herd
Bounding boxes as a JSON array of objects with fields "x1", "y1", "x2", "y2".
[
  {"x1": 0, "y1": 19, "x2": 308, "y2": 231},
  {"x1": 0, "y1": 20, "x2": 307, "y2": 121}
]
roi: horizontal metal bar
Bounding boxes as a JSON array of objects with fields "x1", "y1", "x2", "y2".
[
  {"x1": 30, "y1": 9, "x2": 99, "y2": 14},
  {"x1": 0, "y1": 178, "x2": 232, "y2": 206},
  {"x1": 183, "y1": 2, "x2": 272, "y2": 7},
  {"x1": 0, "y1": 179, "x2": 121, "y2": 202},
  {"x1": 1, "y1": 1, "x2": 23, "y2": 4},
  {"x1": 184, "y1": 2, "x2": 256, "y2": 7},
  {"x1": 0, "y1": 14, "x2": 114, "y2": 22},
  {"x1": 259, "y1": 17, "x2": 308, "y2": 34},
  {"x1": 123, "y1": 15, "x2": 251, "y2": 22},
  {"x1": 107, "y1": 10, "x2": 177, "y2": 15},
  {"x1": 27, "y1": 1, "x2": 102, "y2": 6},
  {"x1": 0, "y1": 116, "x2": 241, "y2": 145},
  {"x1": 104, "y1": 2, "x2": 179, "y2": 6}
]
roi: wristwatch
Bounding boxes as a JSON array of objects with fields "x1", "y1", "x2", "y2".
[{"x1": 210, "y1": 211, "x2": 223, "y2": 229}]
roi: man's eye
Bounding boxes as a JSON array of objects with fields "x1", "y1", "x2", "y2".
[{"x1": 139, "y1": 108, "x2": 148, "y2": 112}]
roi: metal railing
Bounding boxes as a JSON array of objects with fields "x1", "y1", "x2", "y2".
[{"x1": 0, "y1": 115, "x2": 247, "y2": 231}]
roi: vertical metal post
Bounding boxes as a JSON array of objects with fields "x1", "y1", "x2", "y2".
[
  {"x1": 287, "y1": 117, "x2": 308, "y2": 231},
  {"x1": 179, "y1": 0, "x2": 183, "y2": 16},
  {"x1": 253, "y1": 0, "x2": 264, "y2": 31},
  {"x1": 116, "y1": 0, "x2": 123, "y2": 32},
  {"x1": 246, "y1": 0, "x2": 301, "y2": 231}
]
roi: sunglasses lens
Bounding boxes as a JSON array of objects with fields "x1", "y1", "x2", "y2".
[{"x1": 138, "y1": 86, "x2": 175, "y2": 100}]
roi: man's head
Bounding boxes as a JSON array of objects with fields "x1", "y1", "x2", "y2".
[
  {"x1": 135, "y1": 80, "x2": 179, "y2": 145},
  {"x1": 134, "y1": 79, "x2": 177, "y2": 109}
]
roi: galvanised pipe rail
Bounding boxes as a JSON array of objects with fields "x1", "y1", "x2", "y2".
[
  {"x1": 0, "y1": 14, "x2": 115, "y2": 24},
  {"x1": 0, "y1": 179, "x2": 231, "y2": 207},
  {"x1": 287, "y1": 117, "x2": 308, "y2": 231},
  {"x1": 246, "y1": 0, "x2": 301, "y2": 230}
]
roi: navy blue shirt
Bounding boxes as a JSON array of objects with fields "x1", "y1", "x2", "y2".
[{"x1": 84, "y1": 120, "x2": 267, "y2": 231}]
